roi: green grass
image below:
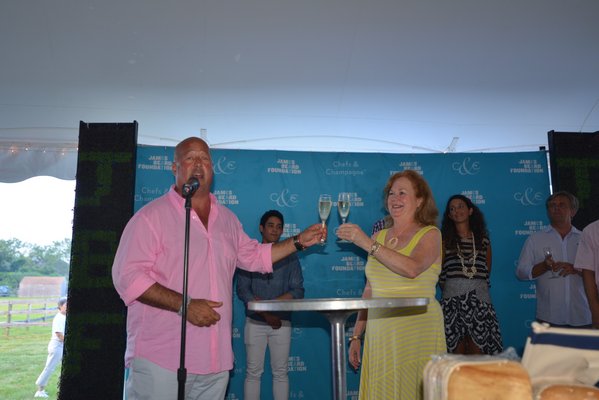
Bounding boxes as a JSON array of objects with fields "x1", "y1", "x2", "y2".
[{"x1": 0, "y1": 317, "x2": 62, "y2": 399}]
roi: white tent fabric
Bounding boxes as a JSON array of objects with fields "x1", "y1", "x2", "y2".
[
  {"x1": 2, "y1": 1, "x2": 599, "y2": 159},
  {"x1": 0, "y1": 141, "x2": 77, "y2": 183}
]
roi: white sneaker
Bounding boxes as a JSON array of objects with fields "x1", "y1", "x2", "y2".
[{"x1": 34, "y1": 390, "x2": 49, "y2": 398}]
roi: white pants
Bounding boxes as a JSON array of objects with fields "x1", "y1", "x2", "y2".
[
  {"x1": 126, "y1": 358, "x2": 229, "y2": 400},
  {"x1": 244, "y1": 317, "x2": 291, "y2": 400},
  {"x1": 35, "y1": 343, "x2": 63, "y2": 388}
]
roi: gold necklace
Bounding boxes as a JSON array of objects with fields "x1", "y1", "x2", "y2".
[{"x1": 456, "y1": 233, "x2": 477, "y2": 279}]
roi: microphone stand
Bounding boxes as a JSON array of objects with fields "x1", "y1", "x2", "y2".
[{"x1": 177, "y1": 193, "x2": 193, "y2": 400}]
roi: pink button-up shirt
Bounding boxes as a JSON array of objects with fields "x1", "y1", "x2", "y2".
[
  {"x1": 112, "y1": 187, "x2": 273, "y2": 374},
  {"x1": 575, "y1": 219, "x2": 599, "y2": 287}
]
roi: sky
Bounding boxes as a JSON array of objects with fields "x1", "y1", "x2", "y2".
[{"x1": 0, "y1": 176, "x2": 76, "y2": 246}]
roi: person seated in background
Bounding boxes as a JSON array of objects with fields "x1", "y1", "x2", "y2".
[
  {"x1": 438, "y1": 194, "x2": 502, "y2": 354},
  {"x1": 575, "y1": 217, "x2": 599, "y2": 329},
  {"x1": 516, "y1": 191, "x2": 591, "y2": 328},
  {"x1": 237, "y1": 209, "x2": 305, "y2": 400},
  {"x1": 34, "y1": 296, "x2": 67, "y2": 398}
]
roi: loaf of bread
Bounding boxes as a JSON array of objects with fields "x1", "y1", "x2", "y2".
[
  {"x1": 424, "y1": 355, "x2": 532, "y2": 400},
  {"x1": 537, "y1": 384, "x2": 599, "y2": 400}
]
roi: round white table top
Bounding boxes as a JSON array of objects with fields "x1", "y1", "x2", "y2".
[{"x1": 248, "y1": 297, "x2": 428, "y2": 312}]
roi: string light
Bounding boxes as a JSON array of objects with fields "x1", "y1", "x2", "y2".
[
  {"x1": 0, "y1": 142, "x2": 77, "y2": 154},
  {"x1": 0, "y1": 142, "x2": 78, "y2": 181}
]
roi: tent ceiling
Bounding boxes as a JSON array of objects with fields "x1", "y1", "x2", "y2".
[{"x1": 1, "y1": 0, "x2": 598, "y2": 177}]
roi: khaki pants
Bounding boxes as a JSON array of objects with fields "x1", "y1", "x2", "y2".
[{"x1": 126, "y1": 357, "x2": 229, "y2": 400}]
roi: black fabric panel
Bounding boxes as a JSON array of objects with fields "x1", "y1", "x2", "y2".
[
  {"x1": 59, "y1": 121, "x2": 137, "y2": 400},
  {"x1": 548, "y1": 130, "x2": 599, "y2": 229}
]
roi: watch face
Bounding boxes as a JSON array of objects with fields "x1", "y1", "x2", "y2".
[{"x1": 293, "y1": 235, "x2": 304, "y2": 251}]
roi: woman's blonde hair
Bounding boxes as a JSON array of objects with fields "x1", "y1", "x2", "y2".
[{"x1": 383, "y1": 170, "x2": 438, "y2": 226}]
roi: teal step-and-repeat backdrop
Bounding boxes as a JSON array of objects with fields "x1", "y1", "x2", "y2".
[{"x1": 134, "y1": 146, "x2": 549, "y2": 400}]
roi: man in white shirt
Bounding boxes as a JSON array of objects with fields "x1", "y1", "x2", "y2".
[
  {"x1": 574, "y1": 218, "x2": 599, "y2": 329},
  {"x1": 516, "y1": 191, "x2": 591, "y2": 327},
  {"x1": 34, "y1": 296, "x2": 67, "y2": 398}
]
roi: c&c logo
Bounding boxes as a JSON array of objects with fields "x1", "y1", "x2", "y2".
[
  {"x1": 213, "y1": 156, "x2": 236, "y2": 175},
  {"x1": 452, "y1": 157, "x2": 480, "y2": 175},
  {"x1": 270, "y1": 189, "x2": 299, "y2": 208},
  {"x1": 514, "y1": 188, "x2": 544, "y2": 206}
]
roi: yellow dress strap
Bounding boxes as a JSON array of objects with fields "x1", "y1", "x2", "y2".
[
  {"x1": 409, "y1": 225, "x2": 438, "y2": 246},
  {"x1": 374, "y1": 229, "x2": 387, "y2": 244}
]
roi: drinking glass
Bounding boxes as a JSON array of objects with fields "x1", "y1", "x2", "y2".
[
  {"x1": 318, "y1": 194, "x2": 332, "y2": 245},
  {"x1": 543, "y1": 247, "x2": 559, "y2": 279},
  {"x1": 337, "y1": 192, "x2": 351, "y2": 243}
]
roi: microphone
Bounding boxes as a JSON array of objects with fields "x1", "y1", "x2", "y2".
[{"x1": 182, "y1": 177, "x2": 200, "y2": 197}]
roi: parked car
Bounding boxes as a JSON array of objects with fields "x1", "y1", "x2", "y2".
[{"x1": 0, "y1": 285, "x2": 10, "y2": 296}]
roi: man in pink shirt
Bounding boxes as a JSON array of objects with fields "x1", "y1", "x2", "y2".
[
  {"x1": 112, "y1": 137, "x2": 325, "y2": 400},
  {"x1": 575, "y1": 218, "x2": 599, "y2": 329}
]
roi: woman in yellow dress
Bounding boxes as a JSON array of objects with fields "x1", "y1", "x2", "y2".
[{"x1": 337, "y1": 170, "x2": 446, "y2": 400}]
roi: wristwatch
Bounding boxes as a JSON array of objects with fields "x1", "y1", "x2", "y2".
[{"x1": 293, "y1": 235, "x2": 306, "y2": 251}]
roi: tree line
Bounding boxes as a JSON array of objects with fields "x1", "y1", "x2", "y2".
[{"x1": 0, "y1": 238, "x2": 71, "y2": 295}]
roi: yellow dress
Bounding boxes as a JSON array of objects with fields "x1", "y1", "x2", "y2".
[{"x1": 359, "y1": 226, "x2": 446, "y2": 400}]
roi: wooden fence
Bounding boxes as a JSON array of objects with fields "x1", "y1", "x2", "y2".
[{"x1": 0, "y1": 299, "x2": 58, "y2": 328}]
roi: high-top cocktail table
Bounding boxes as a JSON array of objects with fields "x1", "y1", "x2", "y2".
[{"x1": 249, "y1": 297, "x2": 428, "y2": 400}]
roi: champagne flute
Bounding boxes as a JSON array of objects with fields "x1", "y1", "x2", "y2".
[
  {"x1": 543, "y1": 247, "x2": 559, "y2": 279},
  {"x1": 318, "y1": 194, "x2": 332, "y2": 245},
  {"x1": 337, "y1": 192, "x2": 351, "y2": 243}
]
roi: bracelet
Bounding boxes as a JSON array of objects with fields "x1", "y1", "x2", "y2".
[
  {"x1": 177, "y1": 296, "x2": 191, "y2": 316},
  {"x1": 293, "y1": 235, "x2": 306, "y2": 251},
  {"x1": 349, "y1": 335, "x2": 362, "y2": 342},
  {"x1": 369, "y1": 241, "x2": 382, "y2": 256}
]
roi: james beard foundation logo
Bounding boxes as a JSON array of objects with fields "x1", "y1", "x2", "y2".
[
  {"x1": 514, "y1": 187, "x2": 544, "y2": 206},
  {"x1": 267, "y1": 158, "x2": 302, "y2": 174},
  {"x1": 270, "y1": 189, "x2": 299, "y2": 208},
  {"x1": 452, "y1": 157, "x2": 480, "y2": 175},
  {"x1": 510, "y1": 159, "x2": 544, "y2": 174},
  {"x1": 213, "y1": 156, "x2": 236, "y2": 175}
]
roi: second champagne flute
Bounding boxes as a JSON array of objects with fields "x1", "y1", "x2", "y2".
[
  {"x1": 318, "y1": 194, "x2": 332, "y2": 245},
  {"x1": 337, "y1": 192, "x2": 351, "y2": 243},
  {"x1": 543, "y1": 247, "x2": 559, "y2": 279}
]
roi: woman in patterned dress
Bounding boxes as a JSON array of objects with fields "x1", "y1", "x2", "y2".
[
  {"x1": 336, "y1": 170, "x2": 446, "y2": 400},
  {"x1": 439, "y1": 194, "x2": 503, "y2": 355}
]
